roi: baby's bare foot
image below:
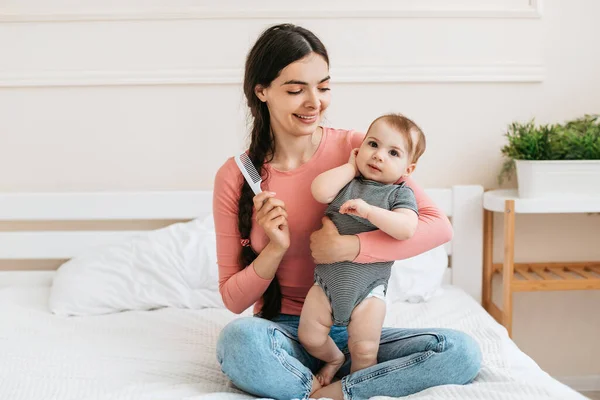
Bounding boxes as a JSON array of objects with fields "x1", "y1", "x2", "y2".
[
  {"x1": 310, "y1": 373, "x2": 323, "y2": 398},
  {"x1": 316, "y1": 353, "x2": 345, "y2": 386}
]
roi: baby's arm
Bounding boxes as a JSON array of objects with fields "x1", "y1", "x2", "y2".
[
  {"x1": 311, "y1": 149, "x2": 359, "y2": 204},
  {"x1": 339, "y1": 200, "x2": 418, "y2": 240},
  {"x1": 366, "y1": 207, "x2": 418, "y2": 240}
]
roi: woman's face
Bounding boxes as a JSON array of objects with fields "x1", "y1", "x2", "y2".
[{"x1": 255, "y1": 52, "x2": 331, "y2": 138}]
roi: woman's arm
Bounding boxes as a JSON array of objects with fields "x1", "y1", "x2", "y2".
[
  {"x1": 338, "y1": 198, "x2": 418, "y2": 240},
  {"x1": 369, "y1": 206, "x2": 418, "y2": 240},
  {"x1": 354, "y1": 176, "x2": 453, "y2": 263},
  {"x1": 310, "y1": 180, "x2": 451, "y2": 264},
  {"x1": 309, "y1": 130, "x2": 452, "y2": 264},
  {"x1": 213, "y1": 160, "x2": 274, "y2": 314}
]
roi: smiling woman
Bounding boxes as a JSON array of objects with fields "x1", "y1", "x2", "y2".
[
  {"x1": 254, "y1": 53, "x2": 331, "y2": 168},
  {"x1": 212, "y1": 23, "x2": 480, "y2": 400}
]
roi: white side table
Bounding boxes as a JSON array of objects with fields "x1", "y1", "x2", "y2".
[{"x1": 482, "y1": 189, "x2": 600, "y2": 337}]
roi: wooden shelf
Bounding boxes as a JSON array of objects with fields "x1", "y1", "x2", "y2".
[
  {"x1": 483, "y1": 189, "x2": 600, "y2": 214},
  {"x1": 483, "y1": 190, "x2": 600, "y2": 337},
  {"x1": 492, "y1": 262, "x2": 600, "y2": 292}
]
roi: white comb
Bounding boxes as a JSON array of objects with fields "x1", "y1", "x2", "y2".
[{"x1": 234, "y1": 152, "x2": 263, "y2": 195}]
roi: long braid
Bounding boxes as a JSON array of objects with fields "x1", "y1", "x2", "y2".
[
  {"x1": 237, "y1": 23, "x2": 329, "y2": 320},
  {"x1": 237, "y1": 102, "x2": 281, "y2": 319}
]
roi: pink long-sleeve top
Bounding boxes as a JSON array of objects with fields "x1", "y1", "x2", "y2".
[{"x1": 212, "y1": 127, "x2": 453, "y2": 315}]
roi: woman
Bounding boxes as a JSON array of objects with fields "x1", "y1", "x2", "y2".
[{"x1": 213, "y1": 24, "x2": 481, "y2": 400}]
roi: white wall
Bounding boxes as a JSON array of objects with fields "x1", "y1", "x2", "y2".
[{"x1": 1, "y1": 0, "x2": 599, "y2": 382}]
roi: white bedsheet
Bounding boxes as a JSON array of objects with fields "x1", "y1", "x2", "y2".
[{"x1": 0, "y1": 274, "x2": 584, "y2": 400}]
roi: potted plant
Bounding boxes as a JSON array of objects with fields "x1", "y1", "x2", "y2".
[{"x1": 498, "y1": 114, "x2": 600, "y2": 198}]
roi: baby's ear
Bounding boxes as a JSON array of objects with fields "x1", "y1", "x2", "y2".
[{"x1": 403, "y1": 163, "x2": 417, "y2": 177}]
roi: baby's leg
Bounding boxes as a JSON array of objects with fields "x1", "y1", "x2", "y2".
[
  {"x1": 347, "y1": 296, "x2": 386, "y2": 373},
  {"x1": 298, "y1": 285, "x2": 345, "y2": 386}
]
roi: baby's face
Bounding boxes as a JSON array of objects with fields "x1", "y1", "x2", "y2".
[{"x1": 356, "y1": 120, "x2": 416, "y2": 184}]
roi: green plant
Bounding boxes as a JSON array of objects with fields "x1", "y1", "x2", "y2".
[{"x1": 498, "y1": 114, "x2": 600, "y2": 184}]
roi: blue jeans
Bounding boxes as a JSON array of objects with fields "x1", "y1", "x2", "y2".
[{"x1": 216, "y1": 314, "x2": 481, "y2": 400}]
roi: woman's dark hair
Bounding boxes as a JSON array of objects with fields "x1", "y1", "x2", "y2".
[{"x1": 239, "y1": 24, "x2": 329, "y2": 320}]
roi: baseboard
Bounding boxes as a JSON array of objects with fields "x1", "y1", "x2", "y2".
[{"x1": 556, "y1": 375, "x2": 600, "y2": 392}]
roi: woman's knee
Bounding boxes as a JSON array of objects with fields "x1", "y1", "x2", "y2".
[
  {"x1": 216, "y1": 316, "x2": 314, "y2": 399},
  {"x1": 217, "y1": 317, "x2": 271, "y2": 367},
  {"x1": 442, "y1": 329, "x2": 482, "y2": 383}
]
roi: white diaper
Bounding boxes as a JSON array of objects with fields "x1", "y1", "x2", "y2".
[{"x1": 365, "y1": 284, "x2": 386, "y2": 302}]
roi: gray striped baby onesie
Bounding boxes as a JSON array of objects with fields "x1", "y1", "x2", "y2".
[{"x1": 314, "y1": 178, "x2": 418, "y2": 326}]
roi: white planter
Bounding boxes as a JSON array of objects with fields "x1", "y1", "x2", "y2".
[{"x1": 515, "y1": 160, "x2": 600, "y2": 198}]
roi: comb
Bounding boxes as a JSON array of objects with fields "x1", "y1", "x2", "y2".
[{"x1": 234, "y1": 152, "x2": 263, "y2": 195}]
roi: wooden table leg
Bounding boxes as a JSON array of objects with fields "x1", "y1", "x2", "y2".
[
  {"x1": 503, "y1": 200, "x2": 515, "y2": 338},
  {"x1": 483, "y1": 210, "x2": 494, "y2": 311}
]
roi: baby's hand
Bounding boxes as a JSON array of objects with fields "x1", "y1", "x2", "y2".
[
  {"x1": 339, "y1": 198, "x2": 371, "y2": 219},
  {"x1": 348, "y1": 148, "x2": 360, "y2": 176}
]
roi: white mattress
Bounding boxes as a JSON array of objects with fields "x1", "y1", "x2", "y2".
[{"x1": 0, "y1": 272, "x2": 585, "y2": 400}]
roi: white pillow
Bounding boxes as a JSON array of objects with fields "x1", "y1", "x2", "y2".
[
  {"x1": 49, "y1": 216, "x2": 224, "y2": 316},
  {"x1": 386, "y1": 245, "x2": 448, "y2": 304}
]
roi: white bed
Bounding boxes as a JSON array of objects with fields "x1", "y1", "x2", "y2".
[{"x1": 0, "y1": 187, "x2": 586, "y2": 400}]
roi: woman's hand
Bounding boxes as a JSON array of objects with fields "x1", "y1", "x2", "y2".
[
  {"x1": 339, "y1": 198, "x2": 371, "y2": 219},
  {"x1": 253, "y1": 191, "x2": 290, "y2": 252},
  {"x1": 348, "y1": 148, "x2": 360, "y2": 176},
  {"x1": 310, "y1": 217, "x2": 360, "y2": 264}
]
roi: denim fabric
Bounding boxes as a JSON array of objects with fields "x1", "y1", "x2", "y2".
[{"x1": 216, "y1": 314, "x2": 481, "y2": 400}]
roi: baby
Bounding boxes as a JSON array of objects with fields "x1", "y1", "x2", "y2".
[{"x1": 298, "y1": 113, "x2": 426, "y2": 386}]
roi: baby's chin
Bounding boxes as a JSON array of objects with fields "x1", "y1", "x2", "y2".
[
  {"x1": 358, "y1": 169, "x2": 391, "y2": 184},
  {"x1": 362, "y1": 171, "x2": 402, "y2": 185}
]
